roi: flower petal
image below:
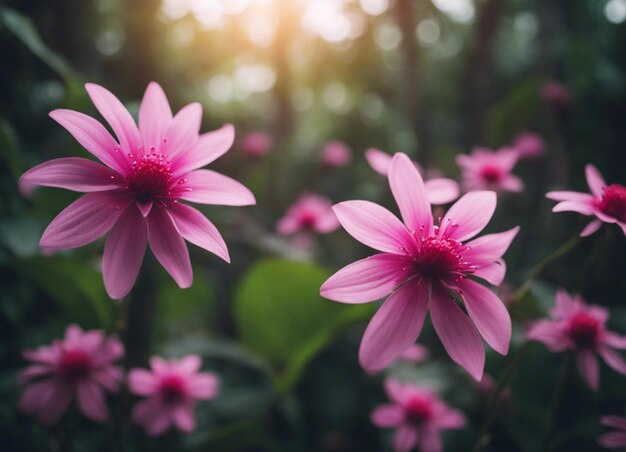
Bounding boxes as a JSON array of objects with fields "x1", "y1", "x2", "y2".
[
  {"x1": 585, "y1": 164, "x2": 606, "y2": 198},
  {"x1": 576, "y1": 349, "x2": 599, "y2": 391},
  {"x1": 601, "y1": 416, "x2": 626, "y2": 430},
  {"x1": 188, "y1": 373, "x2": 219, "y2": 399},
  {"x1": 139, "y1": 82, "x2": 172, "y2": 152},
  {"x1": 174, "y1": 355, "x2": 202, "y2": 374},
  {"x1": 320, "y1": 253, "x2": 407, "y2": 303},
  {"x1": 552, "y1": 201, "x2": 594, "y2": 215},
  {"x1": 599, "y1": 347, "x2": 626, "y2": 375},
  {"x1": 359, "y1": 282, "x2": 430, "y2": 372},
  {"x1": 40, "y1": 191, "x2": 132, "y2": 249},
  {"x1": 365, "y1": 148, "x2": 392, "y2": 176},
  {"x1": 389, "y1": 153, "x2": 433, "y2": 235},
  {"x1": 173, "y1": 124, "x2": 235, "y2": 175},
  {"x1": 128, "y1": 369, "x2": 159, "y2": 396},
  {"x1": 163, "y1": 102, "x2": 202, "y2": 159},
  {"x1": 393, "y1": 425, "x2": 419, "y2": 452},
  {"x1": 76, "y1": 380, "x2": 108, "y2": 422},
  {"x1": 546, "y1": 191, "x2": 594, "y2": 203},
  {"x1": 102, "y1": 207, "x2": 148, "y2": 299},
  {"x1": 172, "y1": 404, "x2": 196, "y2": 433},
  {"x1": 438, "y1": 191, "x2": 497, "y2": 242},
  {"x1": 174, "y1": 169, "x2": 256, "y2": 206},
  {"x1": 464, "y1": 227, "x2": 519, "y2": 267},
  {"x1": 370, "y1": 404, "x2": 404, "y2": 428},
  {"x1": 473, "y1": 259, "x2": 507, "y2": 285},
  {"x1": 424, "y1": 178, "x2": 460, "y2": 205},
  {"x1": 581, "y1": 220, "x2": 603, "y2": 237},
  {"x1": 525, "y1": 320, "x2": 569, "y2": 352},
  {"x1": 598, "y1": 432, "x2": 626, "y2": 448}
]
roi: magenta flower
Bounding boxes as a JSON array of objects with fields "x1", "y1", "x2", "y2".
[
  {"x1": 546, "y1": 164, "x2": 626, "y2": 237},
  {"x1": 599, "y1": 416, "x2": 626, "y2": 449},
  {"x1": 128, "y1": 355, "x2": 219, "y2": 436},
  {"x1": 241, "y1": 131, "x2": 272, "y2": 157},
  {"x1": 371, "y1": 378, "x2": 465, "y2": 452},
  {"x1": 18, "y1": 324, "x2": 123, "y2": 425},
  {"x1": 526, "y1": 289, "x2": 626, "y2": 391},
  {"x1": 320, "y1": 153, "x2": 518, "y2": 380},
  {"x1": 365, "y1": 148, "x2": 460, "y2": 205},
  {"x1": 513, "y1": 132, "x2": 545, "y2": 159},
  {"x1": 456, "y1": 147, "x2": 523, "y2": 193},
  {"x1": 321, "y1": 140, "x2": 352, "y2": 168},
  {"x1": 276, "y1": 193, "x2": 339, "y2": 236},
  {"x1": 20, "y1": 82, "x2": 255, "y2": 299}
]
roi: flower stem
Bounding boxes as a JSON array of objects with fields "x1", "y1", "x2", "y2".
[{"x1": 541, "y1": 354, "x2": 571, "y2": 452}]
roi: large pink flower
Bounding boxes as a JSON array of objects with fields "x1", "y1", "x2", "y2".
[
  {"x1": 20, "y1": 82, "x2": 256, "y2": 299},
  {"x1": 599, "y1": 416, "x2": 626, "y2": 449},
  {"x1": 320, "y1": 153, "x2": 518, "y2": 380},
  {"x1": 456, "y1": 147, "x2": 523, "y2": 193},
  {"x1": 371, "y1": 378, "x2": 465, "y2": 452},
  {"x1": 365, "y1": 148, "x2": 460, "y2": 205},
  {"x1": 128, "y1": 355, "x2": 219, "y2": 436},
  {"x1": 18, "y1": 324, "x2": 124, "y2": 425},
  {"x1": 276, "y1": 193, "x2": 339, "y2": 236},
  {"x1": 526, "y1": 289, "x2": 626, "y2": 391},
  {"x1": 546, "y1": 164, "x2": 626, "y2": 237}
]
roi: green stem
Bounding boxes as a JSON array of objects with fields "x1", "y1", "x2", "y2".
[{"x1": 541, "y1": 354, "x2": 571, "y2": 452}]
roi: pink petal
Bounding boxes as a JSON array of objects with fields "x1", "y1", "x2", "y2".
[
  {"x1": 552, "y1": 288, "x2": 577, "y2": 319},
  {"x1": 545, "y1": 191, "x2": 594, "y2": 203},
  {"x1": 594, "y1": 209, "x2": 618, "y2": 223},
  {"x1": 85, "y1": 83, "x2": 141, "y2": 156},
  {"x1": 599, "y1": 347, "x2": 626, "y2": 375},
  {"x1": 162, "y1": 102, "x2": 202, "y2": 160},
  {"x1": 603, "y1": 332, "x2": 626, "y2": 350},
  {"x1": 438, "y1": 191, "x2": 496, "y2": 242},
  {"x1": 168, "y1": 202, "x2": 229, "y2": 262},
  {"x1": 419, "y1": 429, "x2": 443, "y2": 452},
  {"x1": 19, "y1": 379, "x2": 58, "y2": 415},
  {"x1": 136, "y1": 200, "x2": 153, "y2": 218},
  {"x1": 398, "y1": 343, "x2": 430, "y2": 363},
  {"x1": 174, "y1": 169, "x2": 256, "y2": 206},
  {"x1": 389, "y1": 153, "x2": 433, "y2": 235},
  {"x1": 102, "y1": 207, "x2": 148, "y2": 299},
  {"x1": 92, "y1": 367, "x2": 122, "y2": 392},
  {"x1": 598, "y1": 432, "x2": 626, "y2": 448},
  {"x1": 473, "y1": 260, "x2": 507, "y2": 285},
  {"x1": 49, "y1": 109, "x2": 129, "y2": 173},
  {"x1": 370, "y1": 404, "x2": 404, "y2": 428},
  {"x1": 525, "y1": 320, "x2": 569, "y2": 352},
  {"x1": 146, "y1": 410, "x2": 173, "y2": 436},
  {"x1": 150, "y1": 356, "x2": 170, "y2": 374},
  {"x1": 332, "y1": 200, "x2": 415, "y2": 254},
  {"x1": 173, "y1": 124, "x2": 235, "y2": 176},
  {"x1": 500, "y1": 175, "x2": 524, "y2": 192},
  {"x1": 464, "y1": 227, "x2": 519, "y2": 267},
  {"x1": 139, "y1": 82, "x2": 172, "y2": 152},
  {"x1": 132, "y1": 397, "x2": 171, "y2": 436},
  {"x1": 601, "y1": 416, "x2": 626, "y2": 430},
  {"x1": 40, "y1": 191, "x2": 132, "y2": 249},
  {"x1": 358, "y1": 282, "x2": 430, "y2": 372},
  {"x1": 384, "y1": 379, "x2": 411, "y2": 405},
  {"x1": 458, "y1": 279, "x2": 511, "y2": 355},
  {"x1": 175, "y1": 355, "x2": 202, "y2": 374},
  {"x1": 393, "y1": 425, "x2": 419, "y2": 452},
  {"x1": 38, "y1": 383, "x2": 73, "y2": 425},
  {"x1": 76, "y1": 380, "x2": 108, "y2": 422},
  {"x1": 576, "y1": 349, "x2": 599, "y2": 391},
  {"x1": 147, "y1": 205, "x2": 192, "y2": 289},
  {"x1": 435, "y1": 409, "x2": 466, "y2": 429},
  {"x1": 188, "y1": 373, "x2": 219, "y2": 399},
  {"x1": 172, "y1": 404, "x2": 196, "y2": 433},
  {"x1": 552, "y1": 201, "x2": 594, "y2": 215},
  {"x1": 581, "y1": 220, "x2": 603, "y2": 237},
  {"x1": 585, "y1": 164, "x2": 606, "y2": 198},
  {"x1": 18, "y1": 365, "x2": 53, "y2": 383},
  {"x1": 320, "y1": 253, "x2": 407, "y2": 303},
  {"x1": 429, "y1": 285, "x2": 485, "y2": 381},
  {"x1": 128, "y1": 369, "x2": 159, "y2": 396},
  {"x1": 365, "y1": 148, "x2": 392, "y2": 176},
  {"x1": 424, "y1": 178, "x2": 460, "y2": 205}
]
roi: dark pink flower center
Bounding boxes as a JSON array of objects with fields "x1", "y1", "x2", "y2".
[
  {"x1": 414, "y1": 237, "x2": 474, "y2": 282},
  {"x1": 597, "y1": 184, "x2": 626, "y2": 222},
  {"x1": 159, "y1": 374, "x2": 188, "y2": 403},
  {"x1": 59, "y1": 349, "x2": 92, "y2": 380},
  {"x1": 479, "y1": 165, "x2": 502, "y2": 183},
  {"x1": 404, "y1": 396, "x2": 434, "y2": 424},
  {"x1": 565, "y1": 312, "x2": 600, "y2": 348},
  {"x1": 299, "y1": 213, "x2": 317, "y2": 229},
  {"x1": 127, "y1": 153, "x2": 173, "y2": 202}
]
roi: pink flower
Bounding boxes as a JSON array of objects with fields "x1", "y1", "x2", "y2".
[
  {"x1": 398, "y1": 344, "x2": 430, "y2": 364},
  {"x1": 546, "y1": 164, "x2": 626, "y2": 237},
  {"x1": 321, "y1": 141, "x2": 352, "y2": 168},
  {"x1": 128, "y1": 355, "x2": 219, "y2": 436},
  {"x1": 456, "y1": 147, "x2": 523, "y2": 193},
  {"x1": 20, "y1": 82, "x2": 255, "y2": 299},
  {"x1": 513, "y1": 132, "x2": 545, "y2": 159},
  {"x1": 241, "y1": 132, "x2": 272, "y2": 157},
  {"x1": 599, "y1": 416, "x2": 626, "y2": 449},
  {"x1": 526, "y1": 289, "x2": 626, "y2": 391},
  {"x1": 365, "y1": 148, "x2": 460, "y2": 205},
  {"x1": 276, "y1": 193, "x2": 339, "y2": 236},
  {"x1": 541, "y1": 80, "x2": 572, "y2": 111},
  {"x1": 320, "y1": 153, "x2": 518, "y2": 380},
  {"x1": 18, "y1": 324, "x2": 123, "y2": 425},
  {"x1": 371, "y1": 379, "x2": 465, "y2": 452}
]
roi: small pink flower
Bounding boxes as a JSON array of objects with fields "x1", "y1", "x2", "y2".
[
  {"x1": 128, "y1": 355, "x2": 219, "y2": 436},
  {"x1": 18, "y1": 324, "x2": 124, "y2": 425},
  {"x1": 456, "y1": 147, "x2": 523, "y2": 193},
  {"x1": 546, "y1": 164, "x2": 626, "y2": 237},
  {"x1": 398, "y1": 344, "x2": 430, "y2": 364},
  {"x1": 321, "y1": 141, "x2": 352, "y2": 168},
  {"x1": 365, "y1": 148, "x2": 460, "y2": 205},
  {"x1": 321, "y1": 153, "x2": 518, "y2": 380},
  {"x1": 526, "y1": 289, "x2": 626, "y2": 391},
  {"x1": 541, "y1": 80, "x2": 572, "y2": 110},
  {"x1": 599, "y1": 416, "x2": 626, "y2": 449},
  {"x1": 20, "y1": 82, "x2": 255, "y2": 299},
  {"x1": 241, "y1": 132, "x2": 272, "y2": 157},
  {"x1": 371, "y1": 378, "x2": 465, "y2": 452},
  {"x1": 513, "y1": 132, "x2": 545, "y2": 159},
  {"x1": 276, "y1": 193, "x2": 339, "y2": 236}
]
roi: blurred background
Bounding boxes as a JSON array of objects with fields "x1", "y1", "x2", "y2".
[{"x1": 1, "y1": 0, "x2": 626, "y2": 451}]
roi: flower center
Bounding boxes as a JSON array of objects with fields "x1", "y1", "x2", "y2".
[
  {"x1": 415, "y1": 237, "x2": 474, "y2": 282},
  {"x1": 479, "y1": 165, "x2": 502, "y2": 183},
  {"x1": 299, "y1": 213, "x2": 317, "y2": 229},
  {"x1": 127, "y1": 153, "x2": 173, "y2": 202},
  {"x1": 597, "y1": 184, "x2": 626, "y2": 222},
  {"x1": 159, "y1": 374, "x2": 187, "y2": 403},
  {"x1": 404, "y1": 396, "x2": 434, "y2": 425},
  {"x1": 565, "y1": 312, "x2": 600, "y2": 348},
  {"x1": 59, "y1": 349, "x2": 92, "y2": 380}
]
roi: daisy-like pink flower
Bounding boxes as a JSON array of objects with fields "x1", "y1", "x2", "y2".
[
  {"x1": 18, "y1": 324, "x2": 123, "y2": 425},
  {"x1": 371, "y1": 378, "x2": 465, "y2": 452},
  {"x1": 20, "y1": 82, "x2": 255, "y2": 299},
  {"x1": 599, "y1": 416, "x2": 626, "y2": 449},
  {"x1": 276, "y1": 193, "x2": 339, "y2": 237},
  {"x1": 241, "y1": 131, "x2": 272, "y2": 158},
  {"x1": 456, "y1": 147, "x2": 523, "y2": 193},
  {"x1": 546, "y1": 164, "x2": 626, "y2": 237},
  {"x1": 365, "y1": 148, "x2": 460, "y2": 205},
  {"x1": 320, "y1": 153, "x2": 518, "y2": 380},
  {"x1": 321, "y1": 140, "x2": 352, "y2": 168},
  {"x1": 513, "y1": 132, "x2": 545, "y2": 159},
  {"x1": 128, "y1": 355, "x2": 219, "y2": 436},
  {"x1": 526, "y1": 289, "x2": 626, "y2": 391}
]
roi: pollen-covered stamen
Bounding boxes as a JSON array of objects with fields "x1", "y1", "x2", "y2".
[
  {"x1": 404, "y1": 396, "x2": 434, "y2": 425},
  {"x1": 127, "y1": 153, "x2": 173, "y2": 202},
  {"x1": 565, "y1": 312, "x2": 601, "y2": 348},
  {"x1": 159, "y1": 374, "x2": 188, "y2": 404},
  {"x1": 597, "y1": 184, "x2": 626, "y2": 222},
  {"x1": 414, "y1": 237, "x2": 476, "y2": 282},
  {"x1": 59, "y1": 349, "x2": 92, "y2": 380},
  {"x1": 479, "y1": 165, "x2": 503, "y2": 184}
]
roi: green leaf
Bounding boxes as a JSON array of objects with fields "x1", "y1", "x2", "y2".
[{"x1": 0, "y1": 118, "x2": 23, "y2": 181}]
